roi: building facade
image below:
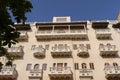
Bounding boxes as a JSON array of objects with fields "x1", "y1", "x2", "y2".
[{"x1": 0, "y1": 16, "x2": 120, "y2": 80}]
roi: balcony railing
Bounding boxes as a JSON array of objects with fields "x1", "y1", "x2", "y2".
[
  {"x1": 0, "y1": 66, "x2": 17, "y2": 79},
  {"x1": 7, "y1": 46, "x2": 24, "y2": 57},
  {"x1": 104, "y1": 66, "x2": 120, "y2": 79},
  {"x1": 33, "y1": 48, "x2": 45, "y2": 58},
  {"x1": 35, "y1": 30, "x2": 87, "y2": 40},
  {"x1": 17, "y1": 31, "x2": 28, "y2": 41},
  {"x1": 99, "y1": 44, "x2": 118, "y2": 56},
  {"x1": 51, "y1": 46, "x2": 72, "y2": 57},
  {"x1": 28, "y1": 69, "x2": 43, "y2": 78},
  {"x1": 77, "y1": 46, "x2": 88, "y2": 57},
  {"x1": 95, "y1": 29, "x2": 111, "y2": 39},
  {"x1": 79, "y1": 69, "x2": 93, "y2": 78},
  {"x1": 48, "y1": 67, "x2": 72, "y2": 78}
]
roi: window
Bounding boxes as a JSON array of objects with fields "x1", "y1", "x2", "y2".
[
  {"x1": 113, "y1": 63, "x2": 118, "y2": 66},
  {"x1": 52, "y1": 63, "x2": 56, "y2": 70},
  {"x1": 89, "y1": 63, "x2": 94, "y2": 69},
  {"x1": 79, "y1": 44, "x2": 84, "y2": 47},
  {"x1": 105, "y1": 63, "x2": 110, "y2": 67},
  {"x1": 58, "y1": 44, "x2": 64, "y2": 50},
  {"x1": 64, "y1": 44, "x2": 68, "y2": 50},
  {"x1": 99, "y1": 44, "x2": 104, "y2": 48},
  {"x1": 45, "y1": 45, "x2": 49, "y2": 50},
  {"x1": 74, "y1": 63, "x2": 79, "y2": 70},
  {"x1": 73, "y1": 44, "x2": 77, "y2": 50},
  {"x1": 107, "y1": 43, "x2": 111, "y2": 46},
  {"x1": 86, "y1": 44, "x2": 91, "y2": 49},
  {"x1": 54, "y1": 44, "x2": 57, "y2": 47},
  {"x1": 53, "y1": 63, "x2": 56, "y2": 67},
  {"x1": 26, "y1": 64, "x2": 32, "y2": 70},
  {"x1": 31, "y1": 45, "x2": 36, "y2": 50},
  {"x1": 42, "y1": 63, "x2": 47, "y2": 70},
  {"x1": 38, "y1": 45, "x2": 43, "y2": 48},
  {"x1": 100, "y1": 43, "x2": 104, "y2": 46},
  {"x1": 34, "y1": 64, "x2": 39, "y2": 70},
  {"x1": 57, "y1": 63, "x2": 63, "y2": 71},
  {"x1": 64, "y1": 63, "x2": 67, "y2": 70},
  {"x1": 57, "y1": 63, "x2": 63, "y2": 68},
  {"x1": 79, "y1": 44, "x2": 84, "y2": 49},
  {"x1": 64, "y1": 63, "x2": 67, "y2": 67},
  {"x1": 81, "y1": 63, "x2": 87, "y2": 69},
  {"x1": 53, "y1": 44, "x2": 57, "y2": 50}
]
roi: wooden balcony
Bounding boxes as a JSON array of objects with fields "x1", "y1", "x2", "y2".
[
  {"x1": 7, "y1": 46, "x2": 24, "y2": 57},
  {"x1": 28, "y1": 69, "x2": 43, "y2": 79},
  {"x1": 17, "y1": 31, "x2": 28, "y2": 41},
  {"x1": 104, "y1": 66, "x2": 120, "y2": 79},
  {"x1": 48, "y1": 67, "x2": 72, "y2": 78},
  {"x1": 35, "y1": 30, "x2": 87, "y2": 40},
  {"x1": 77, "y1": 46, "x2": 89, "y2": 57},
  {"x1": 99, "y1": 44, "x2": 118, "y2": 57},
  {"x1": 95, "y1": 29, "x2": 111, "y2": 39},
  {"x1": 33, "y1": 48, "x2": 45, "y2": 58},
  {"x1": 79, "y1": 69, "x2": 93, "y2": 78},
  {"x1": 51, "y1": 46, "x2": 72, "y2": 57},
  {"x1": 0, "y1": 66, "x2": 17, "y2": 80}
]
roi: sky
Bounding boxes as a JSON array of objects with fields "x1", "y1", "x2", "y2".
[{"x1": 26, "y1": 0, "x2": 120, "y2": 22}]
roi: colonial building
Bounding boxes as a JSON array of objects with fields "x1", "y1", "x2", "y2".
[{"x1": 0, "y1": 15, "x2": 120, "y2": 80}]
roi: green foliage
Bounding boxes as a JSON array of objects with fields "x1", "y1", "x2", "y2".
[
  {"x1": 0, "y1": 0, "x2": 33, "y2": 67},
  {"x1": 6, "y1": 55, "x2": 14, "y2": 61},
  {"x1": 0, "y1": 47, "x2": 7, "y2": 56},
  {"x1": 0, "y1": 62, "x2": 3, "y2": 71},
  {"x1": 0, "y1": 62, "x2": 3, "y2": 68},
  {"x1": 116, "y1": 23, "x2": 120, "y2": 27},
  {"x1": 5, "y1": 60, "x2": 12, "y2": 67}
]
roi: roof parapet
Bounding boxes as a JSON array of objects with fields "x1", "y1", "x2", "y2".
[{"x1": 53, "y1": 16, "x2": 71, "y2": 22}]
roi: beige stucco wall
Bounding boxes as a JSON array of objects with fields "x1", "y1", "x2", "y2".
[{"x1": 0, "y1": 19, "x2": 120, "y2": 80}]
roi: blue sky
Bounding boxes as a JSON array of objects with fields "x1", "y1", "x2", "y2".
[{"x1": 26, "y1": 0, "x2": 120, "y2": 22}]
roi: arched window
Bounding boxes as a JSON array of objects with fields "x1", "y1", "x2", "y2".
[
  {"x1": 100, "y1": 43, "x2": 104, "y2": 46},
  {"x1": 52, "y1": 63, "x2": 56, "y2": 70},
  {"x1": 64, "y1": 63, "x2": 67, "y2": 67},
  {"x1": 64, "y1": 63, "x2": 67, "y2": 70},
  {"x1": 113, "y1": 63, "x2": 118, "y2": 66},
  {"x1": 99, "y1": 44, "x2": 104, "y2": 49},
  {"x1": 105, "y1": 63, "x2": 110, "y2": 67},
  {"x1": 34, "y1": 64, "x2": 39, "y2": 70},
  {"x1": 81, "y1": 63, "x2": 87, "y2": 69},
  {"x1": 53, "y1": 63, "x2": 56, "y2": 67}
]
